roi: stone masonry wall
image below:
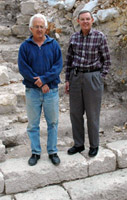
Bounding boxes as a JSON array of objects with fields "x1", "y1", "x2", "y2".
[{"x1": 0, "y1": 0, "x2": 127, "y2": 96}]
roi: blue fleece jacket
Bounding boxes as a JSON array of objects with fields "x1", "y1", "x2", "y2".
[{"x1": 18, "y1": 35, "x2": 63, "y2": 89}]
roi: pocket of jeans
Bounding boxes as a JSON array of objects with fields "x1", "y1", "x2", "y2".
[
  {"x1": 51, "y1": 88, "x2": 58, "y2": 93},
  {"x1": 25, "y1": 87, "x2": 30, "y2": 92}
]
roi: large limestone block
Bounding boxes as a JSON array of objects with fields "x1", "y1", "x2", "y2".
[
  {"x1": 0, "y1": 152, "x2": 88, "y2": 194},
  {"x1": 0, "y1": 26, "x2": 11, "y2": 37},
  {"x1": 11, "y1": 25, "x2": 30, "y2": 38},
  {"x1": 15, "y1": 185, "x2": 70, "y2": 200},
  {"x1": 65, "y1": 0, "x2": 76, "y2": 11},
  {"x1": 63, "y1": 169, "x2": 127, "y2": 200},
  {"x1": 0, "y1": 93, "x2": 17, "y2": 114},
  {"x1": 86, "y1": 147, "x2": 116, "y2": 176},
  {"x1": 0, "y1": 140, "x2": 5, "y2": 162},
  {"x1": 81, "y1": 0, "x2": 98, "y2": 12},
  {"x1": 20, "y1": 1, "x2": 36, "y2": 15},
  {"x1": 0, "y1": 65, "x2": 9, "y2": 86},
  {"x1": 1, "y1": 44, "x2": 19, "y2": 64},
  {"x1": 97, "y1": 7, "x2": 119, "y2": 22},
  {"x1": 106, "y1": 140, "x2": 127, "y2": 168},
  {"x1": 1, "y1": 129, "x2": 27, "y2": 147},
  {"x1": 8, "y1": 83, "x2": 25, "y2": 106},
  {"x1": 0, "y1": 1, "x2": 5, "y2": 15},
  {"x1": 16, "y1": 14, "x2": 31, "y2": 25},
  {"x1": 0, "y1": 172, "x2": 4, "y2": 194},
  {"x1": 0, "y1": 196, "x2": 11, "y2": 200}
]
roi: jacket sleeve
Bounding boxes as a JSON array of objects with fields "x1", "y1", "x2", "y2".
[
  {"x1": 39, "y1": 40, "x2": 63, "y2": 84},
  {"x1": 18, "y1": 43, "x2": 38, "y2": 83}
]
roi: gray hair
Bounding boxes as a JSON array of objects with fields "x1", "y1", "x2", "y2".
[
  {"x1": 78, "y1": 10, "x2": 93, "y2": 19},
  {"x1": 29, "y1": 13, "x2": 48, "y2": 29}
]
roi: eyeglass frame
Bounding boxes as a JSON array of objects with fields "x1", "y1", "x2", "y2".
[{"x1": 32, "y1": 25, "x2": 46, "y2": 30}]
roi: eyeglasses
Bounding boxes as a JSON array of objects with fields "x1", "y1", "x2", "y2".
[{"x1": 32, "y1": 26, "x2": 46, "y2": 30}]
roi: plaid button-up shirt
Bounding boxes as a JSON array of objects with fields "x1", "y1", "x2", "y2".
[{"x1": 65, "y1": 29, "x2": 111, "y2": 81}]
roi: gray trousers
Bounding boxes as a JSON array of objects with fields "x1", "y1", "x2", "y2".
[{"x1": 69, "y1": 71, "x2": 104, "y2": 148}]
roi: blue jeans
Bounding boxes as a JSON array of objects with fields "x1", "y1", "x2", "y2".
[{"x1": 25, "y1": 87, "x2": 59, "y2": 155}]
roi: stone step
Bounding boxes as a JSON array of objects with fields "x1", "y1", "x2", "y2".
[
  {"x1": 63, "y1": 168, "x2": 127, "y2": 200},
  {"x1": 0, "y1": 140, "x2": 127, "y2": 198},
  {"x1": 0, "y1": 145, "x2": 118, "y2": 195},
  {"x1": 0, "y1": 165, "x2": 127, "y2": 200}
]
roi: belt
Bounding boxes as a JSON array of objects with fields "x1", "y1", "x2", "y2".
[{"x1": 73, "y1": 67, "x2": 100, "y2": 75}]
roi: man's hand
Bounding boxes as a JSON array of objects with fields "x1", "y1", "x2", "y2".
[
  {"x1": 34, "y1": 77, "x2": 43, "y2": 87},
  {"x1": 42, "y1": 84, "x2": 50, "y2": 93},
  {"x1": 65, "y1": 81, "x2": 69, "y2": 94}
]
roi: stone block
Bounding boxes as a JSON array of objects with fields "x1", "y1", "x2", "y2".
[
  {"x1": 11, "y1": 25, "x2": 30, "y2": 38},
  {"x1": 63, "y1": 168, "x2": 127, "y2": 200},
  {"x1": 0, "y1": 152, "x2": 88, "y2": 194},
  {"x1": 0, "y1": 65, "x2": 9, "y2": 86},
  {"x1": 0, "y1": 172, "x2": 4, "y2": 194},
  {"x1": 1, "y1": 44, "x2": 19, "y2": 64},
  {"x1": 20, "y1": 1, "x2": 35, "y2": 15},
  {"x1": 0, "y1": 140, "x2": 5, "y2": 163},
  {"x1": 2, "y1": 129, "x2": 27, "y2": 147},
  {"x1": 0, "y1": 93, "x2": 17, "y2": 114},
  {"x1": 106, "y1": 140, "x2": 127, "y2": 168},
  {"x1": 15, "y1": 185, "x2": 70, "y2": 200},
  {"x1": 65, "y1": 0, "x2": 76, "y2": 11},
  {"x1": 0, "y1": 196, "x2": 11, "y2": 200},
  {"x1": 87, "y1": 147, "x2": 116, "y2": 176},
  {"x1": 0, "y1": 26, "x2": 11, "y2": 37},
  {"x1": 97, "y1": 7, "x2": 119, "y2": 23}
]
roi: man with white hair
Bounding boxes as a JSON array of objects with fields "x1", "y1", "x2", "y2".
[{"x1": 18, "y1": 14, "x2": 63, "y2": 166}]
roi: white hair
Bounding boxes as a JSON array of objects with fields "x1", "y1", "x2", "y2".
[{"x1": 29, "y1": 13, "x2": 48, "y2": 29}]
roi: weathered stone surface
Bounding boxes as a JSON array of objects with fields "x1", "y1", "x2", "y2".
[
  {"x1": 0, "y1": 93, "x2": 17, "y2": 114},
  {"x1": 15, "y1": 185, "x2": 70, "y2": 200},
  {"x1": 0, "y1": 44, "x2": 19, "y2": 64},
  {"x1": 20, "y1": 1, "x2": 36, "y2": 15},
  {"x1": 0, "y1": 140, "x2": 5, "y2": 162},
  {"x1": 64, "y1": 0, "x2": 76, "y2": 11},
  {"x1": 0, "y1": 26, "x2": 11, "y2": 37},
  {"x1": 0, "y1": 196, "x2": 11, "y2": 200},
  {"x1": 0, "y1": 65, "x2": 9, "y2": 86},
  {"x1": 81, "y1": 0, "x2": 98, "y2": 12},
  {"x1": 63, "y1": 169, "x2": 127, "y2": 200},
  {"x1": 1, "y1": 129, "x2": 27, "y2": 147},
  {"x1": 8, "y1": 83, "x2": 25, "y2": 106},
  {"x1": 86, "y1": 147, "x2": 116, "y2": 176},
  {"x1": 11, "y1": 25, "x2": 30, "y2": 38},
  {"x1": 97, "y1": 8, "x2": 119, "y2": 23},
  {"x1": 0, "y1": 152, "x2": 88, "y2": 194},
  {"x1": 106, "y1": 140, "x2": 127, "y2": 168},
  {"x1": 0, "y1": 172, "x2": 4, "y2": 194}
]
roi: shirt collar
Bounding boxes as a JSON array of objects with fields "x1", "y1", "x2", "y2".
[{"x1": 79, "y1": 28, "x2": 93, "y2": 36}]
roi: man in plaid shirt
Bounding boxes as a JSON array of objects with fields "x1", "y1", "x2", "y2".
[{"x1": 65, "y1": 10, "x2": 111, "y2": 157}]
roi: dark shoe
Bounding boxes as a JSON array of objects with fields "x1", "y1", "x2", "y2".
[
  {"x1": 49, "y1": 153, "x2": 60, "y2": 166},
  {"x1": 28, "y1": 154, "x2": 40, "y2": 166},
  {"x1": 68, "y1": 145, "x2": 85, "y2": 155},
  {"x1": 89, "y1": 147, "x2": 98, "y2": 157}
]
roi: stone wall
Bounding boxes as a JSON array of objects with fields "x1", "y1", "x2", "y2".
[{"x1": 0, "y1": 0, "x2": 127, "y2": 96}]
